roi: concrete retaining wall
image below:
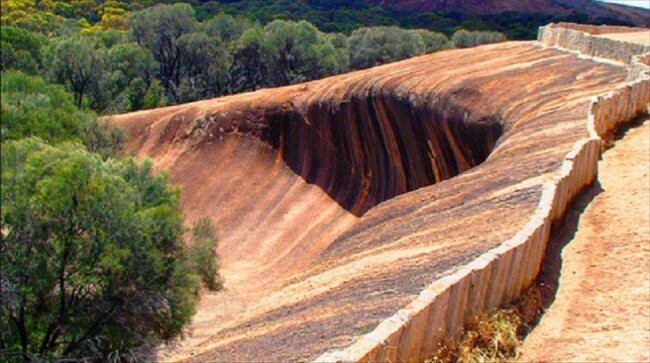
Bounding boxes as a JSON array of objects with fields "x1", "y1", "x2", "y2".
[
  {"x1": 544, "y1": 22, "x2": 647, "y2": 35},
  {"x1": 538, "y1": 23, "x2": 650, "y2": 63},
  {"x1": 315, "y1": 33, "x2": 650, "y2": 363},
  {"x1": 632, "y1": 54, "x2": 650, "y2": 78},
  {"x1": 591, "y1": 78, "x2": 650, "y2": 139}
]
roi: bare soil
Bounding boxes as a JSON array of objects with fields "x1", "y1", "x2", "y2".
[{"x1": 519, "y1": 118, "x2": 650, "y2": 362}]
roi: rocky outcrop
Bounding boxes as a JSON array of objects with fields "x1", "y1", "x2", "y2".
[
  {"x1": 317, "y1": 73, "x2": 650, "y2": 363},
  {"x1": 262, "y1": 93, "x2": 501, "y2": 215},
  {"x1": 111, "y1": 26, "x2": 648, "y2": 362}
]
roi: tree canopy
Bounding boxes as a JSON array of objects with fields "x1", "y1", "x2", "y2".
[
  {"x1": 1, "y1": 2, "x2": 508, "y2": 115},
  {"x1": 0, "y1": 138, "x2": 199, "y2": 360},
  {"x1": 349, "y1": 26, "x2": 426, "y2": 69},
  {"x1": 0, "y1": 3, "x2": 513, "y2": 359},
  {"x1": 1, "y1": 71, "x2": 125, "y2": 156}
]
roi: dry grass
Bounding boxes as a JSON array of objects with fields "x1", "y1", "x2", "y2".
[{"x1": 426, "y1": 286, "x2": 544, "y2": 363}]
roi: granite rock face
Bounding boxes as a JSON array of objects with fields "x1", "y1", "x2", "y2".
[{"x1": 112, "y1": 28, "x2": 648, "y2": 362}]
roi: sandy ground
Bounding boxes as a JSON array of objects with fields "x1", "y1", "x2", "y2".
[
  {"x1": 598, "y1": 31, "x2": 650, "y2": 46},
  {"x1": 520, "y1": 118, "x2": 650, "y2": 362}
]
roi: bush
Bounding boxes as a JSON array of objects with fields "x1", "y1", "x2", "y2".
[
  {"x1": 427, "y1": 286, "x2": 543, "y2": 362},
  {"x1": 429, "y1": 310, "x2": 521, "y2": 362},
  {"x1": 0, "y1": 26, "x2": 44, "y2": 74},
  {"x1": 348, "y1": 26, "x2": 425, "y2": 69},
  {"x1": 0, "y1": 71, "x2": 125, "y2": 156},
  {"x1": 409, "y1": 29, "x2": 450, "y2": 53},
  {"x1": 188, "y1": 217, "x2": 223, "y2": 291},
  {"x1": 0, "y1": 138, "x2": 200, "y2": 360},
  {"x1": 452, "y1": 29, "x2": 507, "y2": 48}
]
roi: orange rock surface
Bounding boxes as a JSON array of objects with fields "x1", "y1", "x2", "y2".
[{"x1": 112, "y1": 40, "x2": 635, "y2": 361}]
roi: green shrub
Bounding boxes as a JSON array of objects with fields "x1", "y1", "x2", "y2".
[
  {"x1": 452, "y1": 29, "x2": 507, "y2": 48},
  {"x1": 0, "y1": 138, "x2": 200, "y2": 360},
  {"x1": 0, "y1": 25, "x2": 44, "y2": 74},
  {"x1": 348, "y1": 26, "x2": 426, "y2": 69},
  {"x1": 1, "y1": 71, "x2": 125, "y2": 156},
  {"x1": 188, "y1": 217, "x2": 223, "y2": 291}
]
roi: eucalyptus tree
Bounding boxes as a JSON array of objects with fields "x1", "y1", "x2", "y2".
[
  {"x1": 0, "y1": 139, "x2": 199, "y2": 360},
  {"x1": 203, "y1": 12, "x2": 255, "y2": 45},
  {"x1": 409, "y1": 29, "x2": 450, "y2": 53},
  {"x1": 130, "y1": 3, "x2": 196, "y2": 102},
  {"x1": 177, "y1": 32, "x2": 231, "y2": 102},
  {"x1": 230, "y1": 26, "x2": 271, "y2": 92},
  {"x1": 1, "y1": 71, "x2": 124, "y2": 156},
  {"x1": 46, "y1": 36, "x2": 104, "y2": 108},
  {"x1": 348, "y1": 26, "x2": 426, "y2": 69},
  {"x1": 263, "y1": 20, "x2": 326, "y2": 85},
  {"x1": 452, "y1": 29, "x2": 507, "y2": 48}
]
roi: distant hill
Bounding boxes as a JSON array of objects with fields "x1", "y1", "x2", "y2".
[{"x1": 362, "y1": 0, "x2": 649, "y2": 27}]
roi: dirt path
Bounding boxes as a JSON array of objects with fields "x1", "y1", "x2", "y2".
[{"x1": 520, "y1": 118, "x2": 650, "y2": 362}]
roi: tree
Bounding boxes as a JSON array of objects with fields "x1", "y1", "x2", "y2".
[
  {"x1": 98, "y1": 4, "x2": 129, "y2": 30},
  {"x1": 323, "y1": 32, "x2": 350, "y2": 73},
  {"x1": 0, "y1": 25, "x2": 44, "y2": 74},
  {"x1": 105, "y1": 42, "x2": 157, "y2": 112},
  {"x1": 348, "y1": 26, "x2": 425, "y2": 70},
  {"x1": 202, "y1": 12, "x2": 254, "y2": 45},
  {"x1": 230, "y1": 26, "x2": 271, "y2": 92},
  {"x1": 177, "y1": 32, "x2": 231, "y2": 102},
  {"x1": 107, "y1": 42, "x2": 155, "y2": 84},
  {"x1": 0, "y1": 138, "x2": 200, "y2": 360},
  {"x1": 452, "y1": 29, "x2": 507, "y2": 48},
  {"x1": 476, "y1": 31, "x2": 507, "y2": 45},
  {"x1": 263, "y1": 20, "x2": 324, "y2": 85},
  {"x1": 0, "y1": 0, "x2": 64, "y2": 34},
  {"x1": 409, "y1": 29, "x2": 449, "y2": 53},
  {"x1": 130, "y1": 3, "x2": 196, "y2": 102},
  {"x1": 1, "y1": 71, "x2": 124, "y2": 156},
  {"x1": 317, "y1": 42, "x2": 348, "y2": 77},
  {"x1": 46, "y1": 36, "x2": 105, "y2": 108},
  {"x1": 92, "y1": 28, "x2": 128, "y2": 48},
  {"x1": 142, "y1": 79, "x2": 168, "y2": 110}
]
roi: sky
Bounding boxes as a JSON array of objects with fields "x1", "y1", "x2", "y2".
[{"x1": 597, "y1": 0, "x2": 650, "y2": 9}]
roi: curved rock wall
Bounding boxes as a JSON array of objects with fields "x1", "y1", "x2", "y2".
[
  {"x1": 316, "y1": 36, "x2": 650, "y2": 363},
  {"x1": 262, "y1": 94, "x2": 502, "y2": 215},
  {"x1": 111, "y1": 34, "x2": 643, "y2": 361}
]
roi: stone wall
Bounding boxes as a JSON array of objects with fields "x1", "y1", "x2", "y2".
[
  {"x1": 591, "y1": 78, "x2": 650, "y2": 139},
  {"x1": 538, "y1": 23, "x2": 650, "y2": 63},
  {"x1": 315, "y1": 32, "x2": 650, "y2": 363},
  {"x1": 545, "y1": 22, "x2": 647, "y2": 35},
  {"x1": 632, "y1": 53, "x2": 650, "y2": 78}
]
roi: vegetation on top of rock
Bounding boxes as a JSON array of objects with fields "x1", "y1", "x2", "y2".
[{"x1": 1, "y1": 1, "x2": 509, "y2": 115}]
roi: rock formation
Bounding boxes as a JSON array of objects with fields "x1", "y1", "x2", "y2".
[{"x1": 111, "y1": 24, "x2": 649, "y2": 362}]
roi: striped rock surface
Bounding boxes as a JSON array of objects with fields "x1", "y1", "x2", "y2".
[{"x1": 112, "y1": 39, "x2": 638, "y2": 361}]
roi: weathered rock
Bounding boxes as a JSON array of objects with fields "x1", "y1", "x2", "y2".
[{"x1": 111, "y1": 27, "x2": 649, "y2": 362}]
